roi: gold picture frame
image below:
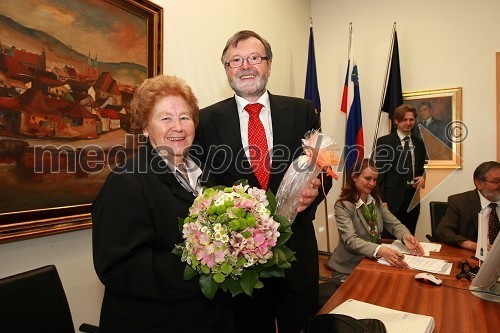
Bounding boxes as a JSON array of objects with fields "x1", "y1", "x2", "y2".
[
  {"x1": 403, "y1": 87, "x2": 463, "y2": 169},
  {"x1": 0, "y1": 0, "x2": 163, "y2": 243}
]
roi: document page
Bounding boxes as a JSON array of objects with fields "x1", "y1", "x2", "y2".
[
  {"x1": 330, "y1": 299, "x2": 435, "y2": 333},
  {"x1": 388, "y1": 240, "x2": 442, "y2": 256},
  {"x1": 378, "y1": 255, "x2": 452, "y2": 275}
]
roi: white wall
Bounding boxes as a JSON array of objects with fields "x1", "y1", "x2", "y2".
[
  {"x1": 0, "y1": 0, "x2": 498, "y2": 329},
  {"x1": 311, "y1": 0, "x2": 500, "y2": 248}
]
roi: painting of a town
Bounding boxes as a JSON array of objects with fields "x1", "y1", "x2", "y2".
[{"x1": 0, "y1": 0, "x2": 162, "y2": 223}]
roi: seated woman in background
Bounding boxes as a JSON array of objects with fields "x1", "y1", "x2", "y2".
[
  {"x1": 326, "y1": 158, "x2": 424, "y2": 282},
  {"x1": 92, "y1": 75, "x2": 234, "y2": 333}
]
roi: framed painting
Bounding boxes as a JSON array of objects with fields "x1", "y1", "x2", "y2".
[
  {"x1": 0, "y1": 0, "x2": 163, "y2": 243},
  {"x1": 403, "y1": 87, "x2": 463, "y2": 169}
]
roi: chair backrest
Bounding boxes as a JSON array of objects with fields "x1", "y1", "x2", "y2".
[
  {"x1": 429, "y1": 201, "x2": 448, "y2": 236},
  {"x1": 0, "y1": 265, "x2": 75, "y2": 333}
]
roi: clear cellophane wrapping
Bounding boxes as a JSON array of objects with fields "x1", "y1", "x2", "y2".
[{"x1": 275, "y1": 130, "x2": 338, "y2": 223}]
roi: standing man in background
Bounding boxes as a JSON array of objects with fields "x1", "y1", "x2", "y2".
[
  {"x1": 192, "y1": 30, "x2": 331, "y2": 333},
  {"x1": 374, "y1": 104, "x2": 427, "y2": 236}
]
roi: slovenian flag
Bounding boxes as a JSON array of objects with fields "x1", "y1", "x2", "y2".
[
  {"x1": 345, "y1": 62, "x2": 364, "y2": 173},
  {"x1": 340, "y1": 60, "x2": 350, "y2": 114}
]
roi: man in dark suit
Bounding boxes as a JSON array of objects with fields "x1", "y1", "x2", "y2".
[
  {"x1": 192, "y1": 30, "x2": 331, "y2": 333},
  {"x1": 435, "y1": 161, "x2": 500, "y2": 251},
  {"x1": 374, "y1": 104, "x2": 427, "y2": 236}
]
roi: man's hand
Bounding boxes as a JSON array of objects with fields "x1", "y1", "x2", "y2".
[
  {"x1": 413, "y1": 176, "x2": 425, "y2": 189},
  {"x1": 296, "y1": 178, "x2": 320, "y2": 213},
  {"x1": 459, "y1": 240, "x2": 478, "y2": 251}
]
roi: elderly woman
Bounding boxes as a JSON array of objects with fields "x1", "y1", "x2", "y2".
[
  {"x1": 326, "y1": 158, "x2": 424, "y2": 282},
  {"x1": 92, "y1": 75, "x2": 234, "y2": 333}
]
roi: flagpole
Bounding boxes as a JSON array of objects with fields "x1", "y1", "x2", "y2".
[
  {"x1": 309, "y1": 16, "x2": 332, "y2": 253},
  {"x1": 372, "y1": 22, "x2": 397, "y2": 149},
  {"x1": 342, "y1": 22, "x2": 353, "y2": 187}
]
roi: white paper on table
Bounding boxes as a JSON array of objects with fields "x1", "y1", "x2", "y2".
[
  {"x1": 378, "y1": 255, "x2": 452, "y2": 275},
  {"x1": 389, "y1": 240, "x2": 440, "y2": 256},
  {"x1": 330, "y1": 299, "x2": 435, "y2": 333},
  {"x1": 475, "y1": 211, "x2": 489, "y2": 261}
]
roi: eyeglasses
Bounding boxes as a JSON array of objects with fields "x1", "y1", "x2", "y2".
[
  {"x1": 482, "y1": 178, "x2": 500, "y2": 185},
  {"x1": 456, "y1": 259, "x2": 479, "y2": 281},
  {"x1": 224, "y1": 55, "x2": 269, "y2": 68}
]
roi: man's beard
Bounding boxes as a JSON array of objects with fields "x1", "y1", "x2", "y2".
[
  {"x1": 228, "y1": 71, "x2": 269, "y2": 99},
  {"x1": 482, "y1": 188, "x2": 500, "y2": 202}
]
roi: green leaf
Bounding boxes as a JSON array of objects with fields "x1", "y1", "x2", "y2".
[
  {"x1": 177, "y1": 217, "x2": 184, "y2": 233},
  {"x1": 260, "y1": 268, "x2": 285, "y2": 278},
  {"x1": 276, "y1": 231, "x2": 292, "y2": 247},
  {"x1": 234, "y1": 179, "x2": 249, "y2": 187},
  {"x1": 254, "y1": 281, "x2": 264, "y2": 289},
  {"x1": 240, "y1": 269, "x2": 258, "y2": 296},
  {"x1": 171, "y1": 245, "x2": 183, "y2": 256},
  {"x1": 266, "y1": 190, "x2": 277, "y2": 214},
  {"x1": 183, "y1": 265, "x2": 198, "y2": 280},
  {"x1": 273, "y1": 248, "x2": 287, "y2": 264},
  {"x1": 280, "y1": 245, "x2": 297, "y2": 262},
  {"x1": 274, "y1": 215, "x2": 291, "y2": 232},
  {"x1": 199, "y1": 274, "x2": 218, "y2": 300},
  {"x1": 261, "y1": 253, "x2": 279, "y2": 268},
  {"x1": 227, "y1": 278, "x2": 244, "y2": 297}
]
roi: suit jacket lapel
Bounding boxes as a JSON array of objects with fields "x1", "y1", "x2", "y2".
[
  {"x1": 355, "y1": 206, "x2": 371, "y2": 234},
  {"x1": 212, "y1": 98, "x2": 244, "y2": 153},
  {"x1": 269, "y1": 94, "x2": 295, "y2": 190},
  {"x1": 471, "y1": 190, "x2": 481, "y2": 233},
  {"x1": 212, "y1": 98, "x2": 259, "y2": 186}
]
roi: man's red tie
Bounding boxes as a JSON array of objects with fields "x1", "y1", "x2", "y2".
[
  {"x1": 245, "y1": 103, "x2": 270, "y2": 190},
  {"x1": 488, "y1": 202, "x2": 499, "y2": 245}
]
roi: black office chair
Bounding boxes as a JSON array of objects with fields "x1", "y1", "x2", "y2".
[
  {"x1": 303, "y1": 314, "x2": 387, "y2": 333},
  {"x1": 318, "y1": 278, "x2": 342, "y2": 309},
  {"x1": 426, "y1": 201, "x2": 448, "y2": 242},
  {"x1": 0, "y1": 265, "x2": 99, "y2": 333}
]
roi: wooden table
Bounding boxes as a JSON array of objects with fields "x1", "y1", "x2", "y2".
[{"x1": 318, "y1": 243, "x2": 500, "y2": 332}]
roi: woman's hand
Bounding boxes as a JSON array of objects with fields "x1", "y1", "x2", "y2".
[
  {"x1": 296, "y1": 178, "x2": 320, "y2": 212},
  {"x1": 378, "y1": 246, "x2": 409, "y2": 268},
  {"x1": 403, "y1": 234, "x2": 425, "y2": 256}
]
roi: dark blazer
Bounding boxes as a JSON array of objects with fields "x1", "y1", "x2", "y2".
[
  {"x1": 435, "y1": 190, "x2": 481, "y2": 247},
  {"x1": 192, "y1": 93, "x2": 330, "y2": 293},
  {"x1": 92, "y1": 143, "x2": 233, "y2": 333},
  {"x1": 374, "y1": 131, "x2": 427, "y2": 213}
]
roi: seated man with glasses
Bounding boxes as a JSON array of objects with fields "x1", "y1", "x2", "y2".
[{"x1": 435, "y1": 161, "x2": 500, "y2": 251}]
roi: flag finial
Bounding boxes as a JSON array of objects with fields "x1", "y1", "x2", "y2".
[{"x1": 310, "y1": 17, "x2": 313, "y2": 26}]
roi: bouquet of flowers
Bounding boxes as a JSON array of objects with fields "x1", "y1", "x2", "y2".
[
  {"x1": 275, "y1": 130, "x2": 339, "y2": 223},
  {"x1": 172, "y1": 180, "x2": 296, "y2": 300}
]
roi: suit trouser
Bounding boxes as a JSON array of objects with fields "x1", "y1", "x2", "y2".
[
  {"x1": 233, "y1": 277, "x2": 318, "y2": 333},
  {"x1": 383, "y1": 188, "x2": 420, "y2": 238}
]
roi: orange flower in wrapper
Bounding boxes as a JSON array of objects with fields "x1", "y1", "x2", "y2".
[{"x1": 275, "y1": 130, "x2": 339, "y2": 223}]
